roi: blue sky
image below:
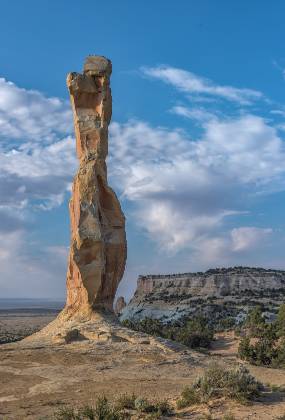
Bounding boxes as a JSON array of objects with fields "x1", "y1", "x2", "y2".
[{"x1": 1, "y1": 1, "x2": 285, "y2": 300}]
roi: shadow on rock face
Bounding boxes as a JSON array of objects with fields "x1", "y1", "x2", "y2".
[{"x1": 64, "y1": 329, "x2": 88, "y2": 344}]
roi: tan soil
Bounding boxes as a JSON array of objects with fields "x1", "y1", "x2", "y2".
[
  {"x1": 0, "y1": 312, "x2": 57, "y2": 344},
  {"x1": 0, "y1": 318, "x2": 285, "y2": 419}
]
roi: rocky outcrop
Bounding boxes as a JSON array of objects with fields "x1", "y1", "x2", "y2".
[
  {"x1": 120, "y1": 267, "x2": 285, "y2": 323},
  {"x1": 136, "y1": 267, "x2": 285, "y2": 296},
  {"x1": 63, "y1": 56, "x2": 127, "y2": 318},
  {"x1": 114, "y1": 296, "x2": 126, "y2": 315}
]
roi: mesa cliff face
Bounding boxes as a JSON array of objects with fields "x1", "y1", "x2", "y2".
[
  {"x1": 63, "y1": 56, "x2": 127, "y2": 317},
  {"x1": 120, "y1": 267, "x2": 285, "y2": 323}
]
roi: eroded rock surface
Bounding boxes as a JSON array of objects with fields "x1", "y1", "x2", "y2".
[
  {"x1": 120, "y1": 267, "x2": 285, "y2": 322},
  {"x1": 63, "y1": 56, "x2": 127, "y2": 317},
  {"x1": 114, "y1": 296, "x2": 126, "y2": 315}
]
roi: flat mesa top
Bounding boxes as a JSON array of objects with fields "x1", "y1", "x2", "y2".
[{"x1": 84, "y1": 55, "x2": 112, "y2": 76}]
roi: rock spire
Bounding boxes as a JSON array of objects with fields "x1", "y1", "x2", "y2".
[
  {"x1": 114, "y1": 296, "x2": 127, "y2": 315},
  {"x1": 64, "y1": 56, "x2": 127, "y2": 317}
]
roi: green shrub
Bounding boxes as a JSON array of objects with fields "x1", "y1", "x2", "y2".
[
  {"x1": 176, "y1": 387, "x2": 200, "y2": 408},
  {"x1": 53, "y1": 405, "x2": 96, "y2": 420},
  {"x1": 152, "y1": 400, "x2": 172, "y2": 416},
  {"x1": 134, "y1": 397, "x2": 155, "y2": 413},
  {"x1": 237, "y1": 305, "x2": 285, "y2": 368},
  {"x1": 276, "y1": 303, "x2": 285, "y2": 337},
  {"x1": 253, "y1": 338, "x2": 278, "y2": 366},
  {"x1": 216, "y1": 317, "x2": 236, "y2": 332},
  {"x1": 53, "y1": 406, "x2": 81, "y2": 420},
  {"x1": 115, "y1": 393, "x2": 136, "y2": 410},
  {"x1": 272, "y1": 339, "x2": 285, "y2": 368},
  {"x1": 246, "y1": 306, "x2": 265, "y2": 338},
  {"x1": 52, "y1": 395, "x2": 171, "y2": 419},
  {"x1": 238, "y1": 335, "x2": 278, "y2": 366},
  {"x1": 122, "y1": 316, "x2": 213, "y2": 349},
  {"x1": 132, "y1": 396, "x2": 172, "y2": 416},
  {"x1": 238, "y1": 337, "x2": 252, "y2": 359},
  {"x1": 176, "y1": 365, "x2": 261, "y2": 408},
  {"x1": 94, "y1": 396, "x2": 122, "y2": 420},
  {"x1": 238, "y1": 328, "x2": 285, "y2": 368},
  {"x1": 193, "y1": 364, "x2": 227, "y2": 400},
  {"x1": 221, "y1": 365, "x2": 261, "y2": 403},
  {"x1": 53, "y1": 396, "x2": 124, "y2": 420},
  {"x1": 175, "y1": 316, "x2": 214, "y2": 348},
  {"x1": 79, "y1": 406, "x2": 95, "y2": 420}
]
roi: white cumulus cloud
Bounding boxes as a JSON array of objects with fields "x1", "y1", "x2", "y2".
[
  {"x1": 0, "y1": 78, "x2": 72, "y2": 143},
  {"x1": 109, "y1": 116, "x2": 284, "y2": 253},
  {"x1": 0, "y1": 79, "x2": 77, "y2": 219}
]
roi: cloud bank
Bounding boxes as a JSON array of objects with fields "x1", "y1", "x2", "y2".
[
  {"x1": 109, "y1": 116, "x2": 282, "y2": 263},
  {"x1": 0, "y1": 66, "x2": 285, "y2": 297},
  {"x1": 0, "y1": 79, "x2": 75, "y2": 297}
]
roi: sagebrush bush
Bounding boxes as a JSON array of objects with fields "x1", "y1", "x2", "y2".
[
  {"x1": 53, "y1": 394, "x2": 171, "y2": 419},
  {"x1": 94, "y1": 395, "x2": 123, "y2": 420},
  {"x1": 152, "y1": 400, "x2": 172, "y2": 416},
  {"x1": 134, "y1": 396, "x2": 158, "y2": 413},
  {"x1": 221, "y1": 365, "x2": 261, "y2": 403},
  {"x1": 53, "y1": 396, "x2": 124, "y2": 420},
  {"x1": 176, "y1": 364, "x2": 261, "y2": 408},
  {"x1": 115, "y1": 393, "x2": 136, "y2": 410},
  {"x1": 176, "y1": 386, "x2": 200, "y2": 408},
  {"x1": 53, "y1": 406, "x2": 80, "y2": 420}
]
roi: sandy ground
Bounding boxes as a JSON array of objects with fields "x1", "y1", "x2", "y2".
[
  {"x1": 0, "y1": 309, "x2": 59, "y2": 344},
  {"x1": 0, "y1": 317, "x2": 285, "y2": 419}
]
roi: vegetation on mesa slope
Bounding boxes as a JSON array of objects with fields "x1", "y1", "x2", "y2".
[
  {"x1": 139, "y1": 266, "x2": 285, "y2": 279},
  {"x1": 122, "y1": 315, "x2": 214, "y2": 349},
  {"x1": 238, "y1": 304, "x2": 285, "y2": 368},
  {"x1": 204, "y1": 266, "x2": 285, "y2": 274},
  {"x1": 121, "y1": 302, "x2": 285, "y2": 364}
]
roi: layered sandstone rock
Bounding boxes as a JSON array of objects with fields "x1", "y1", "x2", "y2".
[
  {"x1": 63, "y1": 56, "x2": 127, "y2": 317},
  {"x1": 120, "y1": 267, "x2": 285, "y2": 323},
  {"x1": 135, "y1": 267, "x2": 285, "y2": 297}
]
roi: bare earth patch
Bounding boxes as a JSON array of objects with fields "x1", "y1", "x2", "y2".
[
  {"x1": 0, "y1": 310, "x2": 59, "y2": 344},
  {"x1": 0, "y1": 317, "x2": 285, "y2": 419}
]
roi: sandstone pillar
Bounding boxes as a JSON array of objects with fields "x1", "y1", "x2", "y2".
[{"x1": 64, "y1": 56, "x2": 127, "y2": 317}]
